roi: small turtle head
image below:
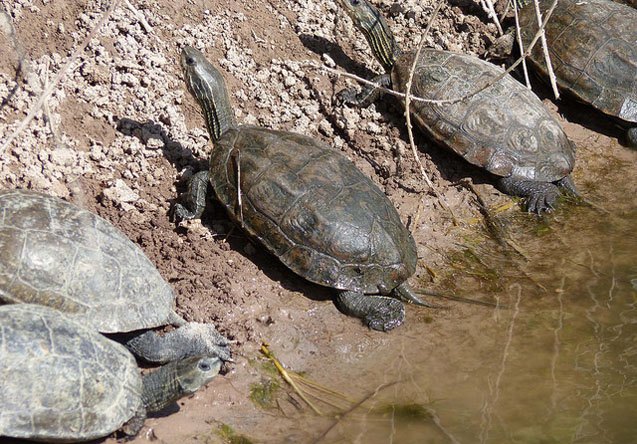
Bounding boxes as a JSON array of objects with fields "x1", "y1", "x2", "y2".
[
  {"x1": 180, "y1": 46, "x2": 236, "y2": 140},
  {"x1": 175, "y1": 355, "x2": 222, "y2": 395},
  {"x1": 336, "y1": 0, "x2": 399, "y2": 72}
]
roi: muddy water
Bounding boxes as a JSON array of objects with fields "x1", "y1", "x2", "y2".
[{"x1": 308, "y1": 157, "x2": 637, "y2": 442}]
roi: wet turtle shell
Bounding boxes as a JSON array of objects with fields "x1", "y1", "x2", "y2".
[
  {"x1": 0, "y1": 303, "x2": 143, "y2": 442},
  {"x1": 391, "y1": 49, "x2": 575, "y2": 183},
  {"x1": 0, "y1": 189, "x2": 175, "y2": 333},
  {"x1": 519, "y1": 0, "x2": 637, "y2": 126},
  {"x1": 209, "y1": 126, "x2": 417, "y2": 295}
]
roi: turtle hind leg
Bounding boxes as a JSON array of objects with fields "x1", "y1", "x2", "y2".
[
  {"x1": 627, "y1": 127, "x2": 637, "y2": 148},
  {"x1": 335, "y1": 291, "x2": 405, "y2": 331},
  {"x1": 498, "y1": 176, "x2": 561, "y2": 214},
  {"x1": 125, "y1": 322, "x2": 232, "y2": 364},
  {"x1": 173, "y1": 170, "x2": 210, "y2": 221},
  {"x1": 335, "y1": 74, "x2": 391, "y2": 108}
]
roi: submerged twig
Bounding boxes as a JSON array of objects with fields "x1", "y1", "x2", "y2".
[
  {"x1": 313, "y1": 381, "x2": 399, "y2": 444},
  {"x1": 459, "y1": 179, "x2": 529, "y2": 259},
  {"x1": 479, "y1": 284, "x2": 522, "y2": 443}
]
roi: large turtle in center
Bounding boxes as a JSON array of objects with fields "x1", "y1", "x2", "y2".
[
  {"x1": 335, "y1": 0, "x2": 578, "y2": 214},
  {"x1": 175, "y1": 46, "x2": 431, "y2": 331}
]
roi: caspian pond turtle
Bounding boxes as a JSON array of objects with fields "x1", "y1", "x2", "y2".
[
  {"x1": 516, "y1": 0, "x2": 637, "y2": 146},
  {"x1": 0, "y1": 189, "x2": 230, "y2": 363},
  {"x1": 336, "y1": 0, "x2": 578, "y2": 213},
  {"x1": 175, "y1": 46, "x2": 432, "y2": 331},
  {"x1": 0, "y1": 303, "x2": 221, "y2": 442}
]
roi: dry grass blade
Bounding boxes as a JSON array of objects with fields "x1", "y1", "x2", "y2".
[
  {"x1": 260, "y1": 343, "x2": 323, "y2": 415},
  {"x1": 403, "y1": 0, "x2": 459, "y2": 226},
  {"x1": 0, "y1": 0, "x2": 120, "y2": 154},
  {"x1": 0, "y1": 4, "x2": 26, "y2": 111}
]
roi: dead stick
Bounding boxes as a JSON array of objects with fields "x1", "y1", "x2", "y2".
[
  {"x1": 0, "y1": 0, "x2": 120, "y2": 153},
  {"x1": 403, "y1": 0, "x2": 459, "y2": 226}
]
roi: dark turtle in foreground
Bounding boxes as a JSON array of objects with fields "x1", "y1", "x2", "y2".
[
  {"x1": 175, "y1": 46, "x2": 432, "y2": 331},
  {"x1": 0, "y1": 304, "x2": 221, "y2": 442},
  {"x1": 336, "y1": 0, "x2": 578, "y2": 213},
  {"x1": 516, "y1": 0, "x2": 637, "y2": 146},
  {"x1": 0, "y1": 189, "x2": 230, "y2": 363}
]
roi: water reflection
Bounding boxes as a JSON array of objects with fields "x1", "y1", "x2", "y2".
[{"x1": 322, "y1": 200, "x2": 637, "y2": 443}]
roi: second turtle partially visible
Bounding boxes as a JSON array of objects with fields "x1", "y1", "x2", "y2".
[
  {"x1": 336, "y1": 0, "x2": 578, "y2": 214},
  {"x1": 0, "y1": 189, "x2": 231, "y2": 363},
  {"x1": 175, "y1": 46, "x2": 432, "y2": 331}
]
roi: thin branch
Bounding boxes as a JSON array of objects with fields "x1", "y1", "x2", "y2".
[
  {"x1": 0, "y1": 0, "x2": 120, "y2": 154},
  {"x1": 531, "y1": 0, "x2": 560, "y2": 99},
  {"x1": 482, "y1": 0, "x2": 504, "y2": 35},
  {"x1": 513, "y1": 0, "x2": 531, "y2": 88},
  {"x1": 403, "y1": 0, "x2": 459, "y2": 225}
]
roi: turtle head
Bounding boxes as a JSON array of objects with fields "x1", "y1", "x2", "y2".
[
  {"x1": 175, "y1": 355, "x2": 222, "y2": 395},
  {"x1": 336, "y1": 0, "x2": 399, "y2": 72},
  {"x1": 180, "y1": 45, "x2": 236, "y2": 141}
]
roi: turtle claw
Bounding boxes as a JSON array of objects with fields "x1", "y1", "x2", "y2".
[{"x1": 393, "y1": 282, "x2": 442, "y2": 308}]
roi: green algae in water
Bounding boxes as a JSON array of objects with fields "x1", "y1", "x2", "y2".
[
  {"x1": 217, "y1": 424, "x2": 254, "y2": 444},
  {"x1": 249, "y1": 379, "x2": 280, "y2": 409},
  {"x1": 375, "y1": 402, "x2": 435, "y2": 421}
]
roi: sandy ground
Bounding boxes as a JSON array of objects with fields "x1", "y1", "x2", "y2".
[{"x1": 1, "y1": 0, "x2": 635, "y2": 443}]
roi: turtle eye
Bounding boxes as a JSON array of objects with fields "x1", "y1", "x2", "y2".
[
  {"x1": 186, "y1": 56, "x2": 196, "y2": 66},
  {"x1": 198, "y1": 360, "x2": 211, "y2": 371},
  {"x1": 351, "y1": 0, "x2": 361, "y2": 5}
]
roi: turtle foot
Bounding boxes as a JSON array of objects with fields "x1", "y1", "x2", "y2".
[
  {"x1": 334, "y1": 73, "x2": 391, "y2": 108},
  {"x1": 126, "y1": 322, "x2": 232, "y2": 364},
  {"x1": 172, "y1": 170, "x2": 210, "y2": 222},
  {"x1": 627, "y1": 127, "x2": 637, "y2": 148},
  {"x1": 498, "y1": 176, "x2": 561, "y2": 215},
  {"x1": 335, "y1": 291, "x2": 405, "y2": 331}
]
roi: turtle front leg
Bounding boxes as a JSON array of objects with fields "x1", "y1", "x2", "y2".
[
  {"x1": 498, "y1": 176, "x2": 561, "y2": 214},
  {"x1": 627, "y1": 127, "x2": 637, "y2": 148},
  {"x1": 173, "y1": 170, "x2": 210, "y2": 221},
  {"x1": 335, "y1": 290, "x2": 404, "y2": 331},
  {"x1": 335, "y1": 73, "x2": 391, "y2": 108},
  {"x1": 125, "y1": 322, "x2": 232, "y2": 363},
  {"x1": 120, "y1": 406, "x2": 147, "y2": 439}
]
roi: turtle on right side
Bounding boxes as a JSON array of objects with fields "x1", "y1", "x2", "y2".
[
  {"x1": 515, "y1": 0, "x2": 637, "y2": 146},
  {"x1": 335, "y1": 0, "x2": 578, "y2": 214}
]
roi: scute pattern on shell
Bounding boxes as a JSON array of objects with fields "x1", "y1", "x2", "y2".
[
  {"x1": 391, "y1": 49, "x2": 575, "y2": 182},
  {"x1": 519, "y1": 0, "x2": 637, "y2": 123},
  {"x1": 0, "y1": 304, "x2": 142, "y2": 442},
  {"x1": 0, "y1": 189, "x2": 175, "y2": 333},
  {"x1": 208, "y1": 126, "x2": 417, "y2": 294}
]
